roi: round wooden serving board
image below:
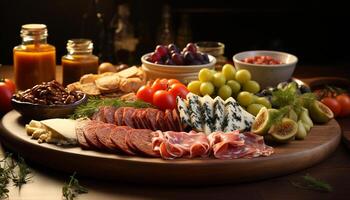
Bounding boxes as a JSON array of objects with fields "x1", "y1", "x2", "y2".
[{"x1": 0, "y1": 110, "x2": 341, "y2": 185}]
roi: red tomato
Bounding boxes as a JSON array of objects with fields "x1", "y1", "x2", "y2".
[
  {"x1": 167, "y1": 79, "x2": 180, "y2": 86},
  {"x1": 151, "y1": 78, "x2": 168, "y2": 91},
  {"x1": 1, "y1": 79, "x2": 16, "y2": 94},
  {"x1": 168, "y1": 83, "x2": 189, "y2": 99},
  {"x1": 0, "y1": 81, "x2": 13, "y2": 114},
  {"x1": 336, "y1": 94, "x2": 350, "y2": 117},
  {"x1": 321, "y1": 97, "x2": 341, "y2": 117},
  {"x1": 136, "y1": 85, "x2": 155, "y2": 104},
  {"x1": 153, "y1": 90, "x2": 176, "y2": 110}
]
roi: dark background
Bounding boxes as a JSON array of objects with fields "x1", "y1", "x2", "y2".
[{"x1": 0, "y1": 0, "x2": 349, "y2": 66}]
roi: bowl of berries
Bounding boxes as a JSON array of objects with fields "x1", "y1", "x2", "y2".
[
  {"x1": 233, "y1": 50, "x2": 298, "y2": 88},
  {"x1": 141, "y1": 43, "x2": 216, "y2": 83}
]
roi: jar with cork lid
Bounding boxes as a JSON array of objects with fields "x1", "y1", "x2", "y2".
[
  {"x1": 13, "y1": 24, "x2": 56, "y2": 90},
  {"x1": 61, "y1": 39, "x2": 99, "y2": 86}
]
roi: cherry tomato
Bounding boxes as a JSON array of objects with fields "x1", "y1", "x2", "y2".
[
  {"x1": 151, "y1": 78, "x2": 168, "y2": 91},
  {"x1": 0, "y1": 81, "x2": 13, "y2": 114},
  {"x1": 1, "y1": 79, "x2": 16, "y2": 94},
  {"x1": 321, "y1": 97, "x2": 341, "y2": 117},
  {"x1": 168, "y1": 83, "x2": 189, "y2": 99},
  {"x1": 136, "y1": 85, "x2": 155, "y2": 104},
  {"x1": 153, "y1": 90, "x2": 176, "y2": 110},
  {"x1": 167, "y1": 79, "x2": 180, "y2": 86},
  {"x1": 336, "y1": 94, "x2": 350, "y2": 117}
]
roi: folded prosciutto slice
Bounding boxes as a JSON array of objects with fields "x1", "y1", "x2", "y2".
[
  {"x1": 208, "y1": 131, "x2": 274, "y2": 159},
  {"x1": 152, "y1": 131, "x2": 210, "y2": 160}
]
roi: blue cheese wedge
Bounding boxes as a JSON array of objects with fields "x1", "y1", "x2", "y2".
[
  {"x1": 25, "y1": 119, "x2": 77, "y2": 145},
  {"x1": 176, "y1": 96, "x2": 191, "y2": 127},
  {"x1": 213, "y1": 96, "x2": 225, "y2": 132},
  {"x1": 224, "y1": 97, "x2": 243, "y2": 132},
  {"x1": 236, "y1": 104, "x2": 255, "y2": 131},
  {"x1": 187, "y1": 93, "x2": 203, "y2": 132},
  {"x1": 200, "y1": 95, "x2": 214, "y2": 134}
]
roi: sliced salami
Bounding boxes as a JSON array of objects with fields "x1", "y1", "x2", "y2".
[
  {"x1": 83, "y1": 121, "x2": 106, "y2": 150},
  {"x1": 156, "y1": 111, "x2": 168, "y2": 131},
  {"x1": 165, "y1": 109, "x2": 176, "y2": 131},
  {"x1": 95, "y1": 123, "x2": 119, "y2": 151},
  {"x1": 131, "y1": 109, "x2": 141, "y2": 129},
  {"x1": 110, "y1": 126, "x2": 135, "y2": 155},
  {"x1": 122, "y1": 107, "x2": 136, "y2": 128},
  {"x1": 141, "y1": 109, "x2": 151, "y2": 129},
  {"x1": 114, "y1": 107, "x2": 124, "y2": 126},
  {"x1": 145, "y1": 108, "x2": 159, "y2": 130},
  {"x1": 172, "y1": 109, "x2": 182, "y2": 131},
  {"x1": 103, "y1": 106, "x2": 117, "y2": 124},
  {"x1": 91, "y1": 107, "x2": 106, "y2": 122},
  {"x1": 75, "y1": 119, "x2": 91, "y2": 149},
  {"x1": 129, "y1": 129, "x2": 160, "y2": 157}
]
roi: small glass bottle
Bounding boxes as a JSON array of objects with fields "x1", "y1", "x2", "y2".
[
  {"x1": 13, "y1": 24, "x2": 56, "y2": 90},
  {"x1": 61, "y1": 39, "x2": 99, "y2": 86},
  {"x1": 113, "y1": 4, "x2": 138, "y2": 65},
  {"x1": 156, "y1": 4, "x2": 174, "y2": 45}
]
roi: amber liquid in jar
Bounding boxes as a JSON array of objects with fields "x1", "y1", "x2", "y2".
[
  {"x1": 61, "y1": 39, "x2": 99, "y2": 86},
  {"x1": 13, "y1": 24, "x2": 56, "y2": 90}
]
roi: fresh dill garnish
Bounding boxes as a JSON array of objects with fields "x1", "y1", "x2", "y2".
[
  {"x1": 290, "y1": 174, "x2": 333, "y2": 192},
  {"x1": 0, "y1": 153, "x2": 32, "y2": 198},
  {"x1": 62, "y1": 172, "x2": 88, "y2": 200},
  {"x1": 71, "y1": 97, "x2": 153, "y2": 119}
]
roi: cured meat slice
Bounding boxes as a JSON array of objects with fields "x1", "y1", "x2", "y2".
[
  {"x1": 129, "y1": 129, "x2": 160, "y2": 157},
  {"x1": 172, "y1": 109, "x2": 183, "y2": 132},
  {"x1": 75, "y1": 119, "x2": 91, "y2": 149},
  {"x1": 164, "y1": 109, "x2": 177, "y2": 131},
  {"x1": 131, "y1": 109, "x2": 141, "y2": 129},
  {"x1": 103, "y1": 106, "x2": 117, "y2": 124},
  {"x1": 110, "y1": 126, "x2": 135, "y2": 155},
  {"x1": 156, "y1": 111, "x2": 168, "y2": 131},
  {"x1": 208, "y1": 131, "x2": 247, "y2": 159},
  {"x1": 242, "y1": 132, "x2": 274, "y2": 157},
  {"x1": 91, "y1": 107, "x2": 106, "y2": 122},
  {"x1": 95, "y1": 123, "x2": 119, "y2": 151},
  {"x1": 122, "y1": 107, "x2": 136, "y2": 127},
  {"x1": 141, "y1": 109, "x2": 152, "y2": 129},
  {"x1": 83, "y1": 121, "x2": 106, "y2": 150},
  {"x1": 114, "y1": 107, "x2": 124, "y2": 126},
  {"x1": 153, "y1": 131, "x2": 210, "y2": 159},
  {"x1": 145, "y1": 108, "x2": 159, "y2": 130}
]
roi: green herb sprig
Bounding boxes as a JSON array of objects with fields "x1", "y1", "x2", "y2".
[
  {"x1": 290, "y1": 174, "x2": 333, "y2": 193},
  {"x1": 71, "y1": 97, "x2": 153, "y2": 119},
  {"x1": 62, "y1": 172, "x2": 88, "y2": 200},
  {"x1": 0, "y1": 153, "x2": 32, "y2": 199}
]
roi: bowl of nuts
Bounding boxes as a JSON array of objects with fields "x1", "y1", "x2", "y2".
[{"x1": 11, "y1": 80, "x2": 87, "y2": 120}]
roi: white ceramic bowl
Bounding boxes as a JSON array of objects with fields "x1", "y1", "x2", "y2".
[
  {"x1": 141, "y1": 53, "x2": 216, "y2": 83},
  {"x1": 233, "y1": 50, "x2": 298, "y2": 88}
]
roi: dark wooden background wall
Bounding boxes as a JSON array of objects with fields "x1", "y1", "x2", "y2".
[{"x1": 0, "y1": 0, "x2": 349, "y2": 66}]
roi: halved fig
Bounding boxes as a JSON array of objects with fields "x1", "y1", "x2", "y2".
[
  {"x1": 268, "y1": 118, "x2": 298, "y2": 142},
  {"x1": 309, "y1": 100, "x2": 334, "y2": 123}
]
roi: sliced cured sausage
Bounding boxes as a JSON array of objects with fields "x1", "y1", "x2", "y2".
[
  {"x1": 164, "y1": 109, "x2": 176, "y2": 131},
  {"x1": 122, "y1": 107, "x2": 136, "y2": 127},
  {"x1": 145, "y1": 108, "x2": 159, "y2": 130},
  {"x1": 83, "y1": 121, "x2": 106, "y2": 150},
  {"x1": 110, "y1": 126, "x2": 135, "y2": 155},
  {"x1": 103, "y1": 106, "x2": 117, "y2": 124},
  {"x1": 172, "y1": 109, "x2": 183, "y2": 131},
  {"x1": 75, "y1": 119, "x2": 91, "y2": 149},
  {"x1": 114, "y1": 107, "x2": 124, "y2": 126},
  {"x1": 95, "y1": 123, "x2": 119, "y2": 151},
  {"x1": 156, "y1": 111, "x2": 168, "y2": 131},
  {"x1": 91, "y1": 107, "x2": 106, "y2": 122},
  {"x1": 129, "y1": 129, "x2": 160, "y2": 157}
]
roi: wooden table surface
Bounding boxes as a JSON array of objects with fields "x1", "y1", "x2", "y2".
[{"x1": 1, "y1": 65, "x2": 350, "y2": 200}]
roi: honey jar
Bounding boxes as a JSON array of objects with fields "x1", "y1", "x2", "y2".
[
  {"x1": 13, "y1": 24, "x2": 56, "y2": 90},
  {"x1": 61, "y1": 39, "x2": 99, "y2": 86}
]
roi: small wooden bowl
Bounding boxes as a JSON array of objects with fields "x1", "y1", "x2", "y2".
[{"x1": 11, "y1": 94, "x2": 88, "y2": 120}]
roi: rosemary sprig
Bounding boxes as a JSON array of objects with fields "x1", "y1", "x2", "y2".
[
  {"x1": 290, "y1": 174, "x2": 333, "y2": 193},
  {"x1": 0, "y1": 153, "x2": 32, "y2": 198},
  {"x1": 71, "y1": 97, "x2": 153, "y2": 119},
  {"x1": 62, "y1": 172, "x2": 88, "y2": 200}
]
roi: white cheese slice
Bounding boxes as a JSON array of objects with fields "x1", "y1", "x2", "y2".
[
  {"x1": 187, "y1": 93, "x2": 203, "y2": 132},
  {"x1": 224, "y1": 97, "x2": 243, "y2": 132},
  {"x1": 40, "y1": 118, "x2": 77, "y2": 145},
  {"x1": 213, "y1": 96, "x2": 225, "y2": 132},
  {"x1": 200, "y1": 95, "x2": 214, "y2": 134},
  {"x1": 176, "y1": 96, "x2": 191, "y2": 127}
]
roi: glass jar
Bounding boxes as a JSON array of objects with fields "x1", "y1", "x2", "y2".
[
  {"x1": 13, "y1": 24, "x2": 56, "y2": 90},
  {"x1": 61, "y1": 39, "x2": 99, "y2": 86},
  {"x1": 195, "y1": 41, "x2": 227, "y2": 70}
]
